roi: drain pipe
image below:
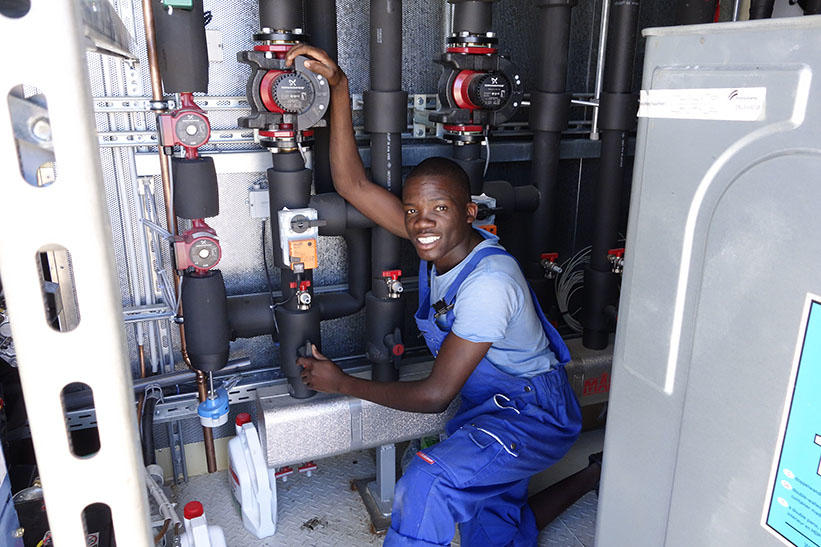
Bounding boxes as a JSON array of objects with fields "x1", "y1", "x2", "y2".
[
  {"x1": 142, "y1": 0, "x2": 219, "y2": 473},
  {"x1": 527, "y1": 0, "x2": 576, "y2": 295},
  {"x1": 749, "y1": 0, "x2": 775, "y2": 18},
  {"x1": 582, "y1": 0, "x2": 640, "y2": 350},
  {"x1": 675, "y1": 0, "x2": 718, "y2": 24},
  {"x1": 364, "y1": 0, "x2": 407, "y2": 382}
]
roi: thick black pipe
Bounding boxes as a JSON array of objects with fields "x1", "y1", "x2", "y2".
[
  {"x1": 267, "y1": 151, "x2": 312, "y2": 269},
  {"x1": 181, "y1": 270, "x2": 231, "y2": 372},
  {"x1": 227, "y1": 293, "x2": 275, "y2": 339},
  {"x1": 583, "y1": 0, "x2": 640, "y2": 350},
  {"x1": 451, "y1": 0, "x2": 494, "y2": 35},
  {"x1": 366, "y1": 0, "x2": 406, "y2": 382},
  {"x1": 528, "y1": 0, "x2": 575, "y2": 280},
  {"x1": 675, "y1": 0, "x2": 717, "y2": 25},
  {"x1": 152, "y1": 0, "x2": 208, "y2": 93},
  {"x1": 306, "y1": 0, "x2": 337, "y2": 194},
  {"x1": 452, "y1": 142, "x2": 484, "y2": 195},
  {"x1": 276, "y1": 305, "x2": 320, "y2": 399},
  {"x1": 141, "y1": 395, "x2": 158, "y2": 465},
  {"x1": 318, "y1": 228, "x2": 370, "y2": 320},
  {"x1": 172, "y1": 157, "x2": 219, "y2": 219},
  {"x1": 259, "y1": 0, "x2": 304, "y2": 31},
  {"x1": 749, "y1": 0, "x2": 775, "y2": 18},
  {"x1": 799, "y1": 0, "x2": 821, "y2": 15}
]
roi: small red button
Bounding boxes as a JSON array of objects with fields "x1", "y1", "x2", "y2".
[{"x1": 236, "y1": 413, "x2": 252, "y2": 426}]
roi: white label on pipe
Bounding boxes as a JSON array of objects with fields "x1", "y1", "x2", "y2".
[{"x1": 637, "y1": 87, "x2": 766, "y2": 121}]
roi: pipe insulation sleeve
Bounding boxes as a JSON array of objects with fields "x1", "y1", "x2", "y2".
[
  {"x1": 267, "y1": 151, "x2": 312, "y2": 269},
  {"x1": 749, "y1": 0, "x2": 775, "y2": 18},
  {"x1": 172, "y1": 156, "x2": 219, "y2": 219},
  {"x1": 450, "y1": 0, "x2": 494, "y2": 35},
  {"x1": 259, "y1": 0, "x2": 304, "y2": 31},
  {"x1": 365, "y1": 294, "x2": 405, "y2": 382},
  {"x1": 603, "y1": 0, "x2": 641, "y2": 94},
  {"x1": 309, "y1": 193, "x2": 375, "y2": 234},
  {"x1": 306, "y1": 0, "x2": 338, "y2": 194},
  {"x1": 317, "y1": 228, "x2": 370, "y2": 320},
  {"x1": 675, "y1": 0, "x2": 718, "y2": 25},
  {"x1": 151, "y1": 0, "x2": 208, "y2": 93},
  {"x1": 363, "y1": 91, "x2": 408, "y2": 134},
  {"x1": 529, "y1": 91, "x2": 571, "y2": 133},
  {"x1": 181, "y1": 270, "x2": 231, "y2": 372},
  {"x1": 141, "y1": 395, "x2": 159, "y2": 465},
  {"x1": 275, "y1": 305, "x2": 321, "y2": 399},
  {"x1": 369, "y1": 0, "x2": 403, "y2": 91},
  {"x1": 597, "y1": 92, "x2": 638, "y2": 132},
  {"x1": 227, "y1": 293, "x2": 275, "y2": 340},
  {"x1": 453, "y1": 142, "x2": 484, "y2": 195}
]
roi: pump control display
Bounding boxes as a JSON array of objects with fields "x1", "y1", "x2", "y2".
[
  {"x1": 174, "y1": 225, "x2": 221, "y2": 272},
  {"x1": 272, "y1": 73, "x2": 315, "y2": 113},
  {"x1": 159, "y1": 109, "x2": 211, "y2": 150},
  {"x1": 467, "y1": 72, "x2": 511, "y2": 110}
]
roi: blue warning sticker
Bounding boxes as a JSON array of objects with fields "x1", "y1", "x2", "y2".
[{"x1": 764, "y1": 298, "x2": 821, "y2": 547}]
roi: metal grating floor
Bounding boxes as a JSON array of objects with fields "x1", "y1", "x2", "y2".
[{"x1": 172, "y1": 448, "x2": 599, "y2": 546}]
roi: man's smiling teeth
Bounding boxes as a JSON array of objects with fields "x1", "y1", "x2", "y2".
[{"x1": 417, "y1": 235, "x2": 440, "y2": 245}]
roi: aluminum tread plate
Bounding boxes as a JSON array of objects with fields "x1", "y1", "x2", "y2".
[{"x1": 173, "y1": 449, "x2": 598, "y2": 546}]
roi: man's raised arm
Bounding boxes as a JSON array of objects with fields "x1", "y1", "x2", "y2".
[{"x1": 285, "y1": 45, "x2": 408, "y2": 238}]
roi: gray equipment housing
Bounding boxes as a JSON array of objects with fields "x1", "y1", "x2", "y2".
[{"x1": 597, "y1": 16, "x2": 821, "y2": 546}]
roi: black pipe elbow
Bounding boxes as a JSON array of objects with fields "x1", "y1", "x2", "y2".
[
  {"x1": 482, "y1": 180, "x2": 539, "y2": 218},
  {"x1": 140, "y1": 394, "x2": 159, "y2": 466},
  {"x1": 317, "y1": 228, "x2": 370, "y2": 320},
  {"x1": 181, "y1": 270, "x2": 230, "y2": 372},
  {"x1": 151, "y1": 0, "x2": 209, "y2": 93},
  {"x1": 226, "y1": 293, "x2": 275, "y2": 340}
]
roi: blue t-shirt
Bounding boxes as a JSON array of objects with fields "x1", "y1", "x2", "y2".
[{"x1": 429, "y1": 234, "x2": 558, "y2": 378}]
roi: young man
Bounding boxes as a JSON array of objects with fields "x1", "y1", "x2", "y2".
[{"x1": 288, "y1": 45, "x2": 585, "y2": 546}]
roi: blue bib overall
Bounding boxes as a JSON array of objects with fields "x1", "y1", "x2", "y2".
[{"x1": 384, "y1": 246, "x2": 582, "y2": 546}]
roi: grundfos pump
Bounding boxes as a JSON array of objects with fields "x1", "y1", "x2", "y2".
[
  {"x1": 238, "y1": 0, "x2": 329, "y2": 398},
  {"x1": 430, "y1": 0, "x2": 537, "y2": 234}
]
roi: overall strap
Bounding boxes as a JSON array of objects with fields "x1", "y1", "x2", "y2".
[{"x1": 418, "y1": 259, "x2": 431, "y2": 309}]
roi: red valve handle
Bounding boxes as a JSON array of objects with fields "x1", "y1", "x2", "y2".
[
  {"x1": 392, "y1": 344, "x2": 405, "y2": 356},
  {"x1": 289, "y1": 280, "x2": 312, "y2": 291},
  {"x1": 381, "y1": 269, "x2": 402, "y2": 280},
  {"x1": 607, "y1": 248, "x2": 625, "y2": 258},
  {"x1": 540, "y1": 252, "x2": 559, "y2": 261}
]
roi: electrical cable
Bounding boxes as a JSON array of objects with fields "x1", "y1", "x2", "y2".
[
  {"x1": 482, "y1": 127, "x2": 491, "y2": 177},
  {"x1": 260, "y1": 219, "x2": 293, "y2": 339}
]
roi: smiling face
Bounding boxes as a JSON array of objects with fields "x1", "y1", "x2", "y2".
[{"x1": 402, "y1": 174, "x2": 480, "y2": 273}]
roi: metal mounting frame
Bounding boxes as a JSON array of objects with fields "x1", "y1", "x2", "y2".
[{"x1": 0, "y1": 1, "x2": 152, "y2": 544}]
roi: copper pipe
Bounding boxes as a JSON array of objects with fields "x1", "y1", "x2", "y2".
[
  {"x1": 141, "y1": 0, "x2": 217, "y2": 473},
  {"x1": 154, "y1": 518, "x2": 171, "y2": 544}
]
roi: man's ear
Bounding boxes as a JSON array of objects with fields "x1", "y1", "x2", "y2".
[{"x1": 466, "y1": 201, "x2": 478, "y2": 224}]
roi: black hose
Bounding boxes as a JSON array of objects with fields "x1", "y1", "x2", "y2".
[
  {"x1": 749, "y1": 0, "x2": 775, "y2": 19},
  {"x1": 582, "y1": 0, "x2": 640, "y2": 351},
  {"x1": 141, "y1": 395, "x2": 158, "y2": 466},
  {"x1": 675, "y1": 0, "x2": 718, "y2": 25}
]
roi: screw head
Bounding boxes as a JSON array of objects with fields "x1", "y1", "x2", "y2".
[{"x1": 31, "y1": 118, "x2": 51, "y2": 142}]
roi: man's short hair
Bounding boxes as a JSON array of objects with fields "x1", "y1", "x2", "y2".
[{"x1": 405, "y1": 157, "x2": 471, "y2": 204}]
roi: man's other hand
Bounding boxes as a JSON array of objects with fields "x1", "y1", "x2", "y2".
[
  {"x1": 297, "y1": 344, "x2": 346, "y2": 393},
  {"x1": 285, "y1": 44, "x2": 346, "y2": 88}
]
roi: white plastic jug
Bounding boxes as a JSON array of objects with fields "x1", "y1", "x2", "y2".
[
  {"x1": 228, "y1": 413, "x2": 277, "y2": 538},
  {"x1": 179, "y1": 501, "x2": 226, "y2": 547}
]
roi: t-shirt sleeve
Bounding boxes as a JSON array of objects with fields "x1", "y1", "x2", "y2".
[{"x1": 450, "y1": 270, "x2": 524, "y2": 343}]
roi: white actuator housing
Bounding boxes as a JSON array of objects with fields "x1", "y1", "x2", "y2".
[{"x1": 277, "y1": 207, "x2": 319, "y2": 270}]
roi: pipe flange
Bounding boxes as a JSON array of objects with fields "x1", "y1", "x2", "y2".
[{"x1": 253, "y1": 30, "x2": 307, "y2": 43}]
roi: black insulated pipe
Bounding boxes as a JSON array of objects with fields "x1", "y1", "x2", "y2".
[
  {"x1": 267, "y1": 151, "x2": 312, "y2": 269},
  {"x1": 675, "y1": 0, "x2": 717, "y2": 25},
  {"x1": 317, "y1": 228, "x2": 370, "y2": 320},
  {"x1": 140, "y1": 394, "x2": 159, "y2": 465},
  {"x1": 151, "y1": 0, "x2": 208, "y2": 93},
  {"x1": 259, "y1": 0, "x2": 304, "y2": 31},
  {"x1": 227, "y1": 293, "x2": 275, "y2": 340},
  {"x1": 366, "y1": 0, "x2": 406, "y2": 383},
  {"x1": 451, "y1": 0, "x2": 494, "y2": 35},
  {"x1": 172, "y1": 157, "x2": 219, "y2": 219},
  {"x1": 276, "y1": 305, "x2": 320, "y2": 399},
  {"x1": 749, "y1": 0, "x2": 775, "y2": 19},
  {"x1": 181, "y1": 270, "x2": 231, "y2": 371},
  {"x1": 453, "y1": 142, "x2": 484, "y2": 195},
  {"x1": 582, "y1": 0, "x2": 640, "y2": 350},
  {"x1": 306, "y1": 0, "x2": 337, "y2": 194},
  {"x1": 527, "y1": 0, "x2": 575, "y2": 283}
]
